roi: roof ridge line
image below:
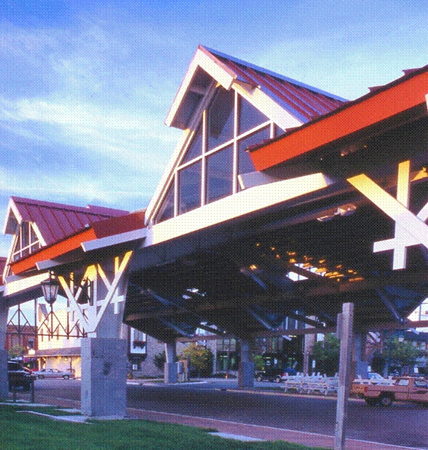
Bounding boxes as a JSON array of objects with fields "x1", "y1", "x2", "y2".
[{"x1": 201, "y1": 45, "x2": 348, "y2": 102}]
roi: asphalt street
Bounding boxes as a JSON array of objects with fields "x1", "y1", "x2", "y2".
[{"x1": 24, "y1": 378, "x2": 428, "y2": 449}]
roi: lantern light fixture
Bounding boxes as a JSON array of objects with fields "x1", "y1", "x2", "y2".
[{"x1": 41, "y1": 271, "x2": 60, "y2": 305}]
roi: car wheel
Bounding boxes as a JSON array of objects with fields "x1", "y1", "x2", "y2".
[
  {"x1": 275, "y1": 376, "x2": 282, "y2": 383},
  {"x1": 256, "y1": 375, "x2": 263, "y2": 382},
  {"x1": 379, "y1": 394, "x2": 393, "y2": 407},
  {"x1": 364, "y1": 398, "x2": 377, "y2": 406},
  {"x1": 38, "y1": 375, "x2": 44, "y2": 379},
  {"x1": 63, "y1": 375, "x2": 69, "y2": 380}
]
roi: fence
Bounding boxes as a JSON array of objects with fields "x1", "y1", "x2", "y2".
[{"x1": 283, "y1": 373, "x2": 338, "y2": 396}]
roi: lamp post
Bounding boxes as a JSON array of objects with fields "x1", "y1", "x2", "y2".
[{"x1": 40, "y1": 272, "x2": 59, "y2": 337}]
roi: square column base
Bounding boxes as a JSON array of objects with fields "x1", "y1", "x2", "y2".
[{"x1": 81, "y1": 338, "x2": 127, "y2": 417}]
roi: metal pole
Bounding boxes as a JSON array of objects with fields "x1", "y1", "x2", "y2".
[{"x1": 334, "y1": 302, "x2": 354, "y2": 450}]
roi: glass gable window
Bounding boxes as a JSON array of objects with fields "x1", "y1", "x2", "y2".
[
  {"x1": 12, "y1": 222, "x2": 41, "y2": 261},
  {"x1": 179, "y1": 161, "x2": 201, "y2": 214},
  {"x1": 208, "y1": 89, "x2": 234, "y2": 150},
  {"x1": 156, "y1": 184, "x2": 174, "y2": 222},
  {"x1": 238, "y1": 126, "x2": 270, "y2": 177},
  {"x1": 183, "y1": 125, "x2": 203, "y2": 164},
  {"x1": 155, "y1": 86, "x2": 283, "y2": 223},
  {"x1": 239, "y1": 96, "x2": 269, "y2": 134},
  {"x1": 207, "y1": 145, "x2": 233, "y2": 203}
]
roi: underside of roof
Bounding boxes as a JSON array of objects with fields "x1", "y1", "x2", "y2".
[
  {"x1": 125, "y1": 93, "x2": 428, "y2": 341},
  {"x1": 249, "y1": 64, "x2": 428, "y2": 171}
]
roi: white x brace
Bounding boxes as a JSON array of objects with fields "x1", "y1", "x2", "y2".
[{"x1": 348, "y1": 161, "x2": 428, "y2": 270}]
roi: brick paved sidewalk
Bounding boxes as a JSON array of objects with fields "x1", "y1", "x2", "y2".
[{"x1": 27, "y1": 394, "x2": 423, "y2": 450}]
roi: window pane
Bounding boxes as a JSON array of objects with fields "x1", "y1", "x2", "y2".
[
  {"x1": 21, "y1": 223, "x2": 29, "y2": 247},
  {"x1": 156, "y1": 184, "x2": 174, "y2": 223},
  {"x1": 238, "y1": 126, "x2": 270, "y2": 175},
  {"x1": 208, "y1": 88, "x2": 234, "y2": 150},
  {"x1": 179, "y1": 161, "x2": 201, "y2": 214},
  {"x1": 206, "y1": 146, "x2": 233, "y2": 204},
  {"x1": 182, "y1": 125, "x2": 202, "y2": 164},
  {"x1": 239, "y1": 96, "x2": 268, "y2": 135}
]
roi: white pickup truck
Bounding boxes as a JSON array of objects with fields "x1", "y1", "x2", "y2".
[{"x1": 362, "y1": 377, "x2": 428, "y2": 406}]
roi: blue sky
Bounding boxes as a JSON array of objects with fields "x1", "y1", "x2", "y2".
[{"x1": 0, "y1": 0, "x2": 427, "y2": 256}]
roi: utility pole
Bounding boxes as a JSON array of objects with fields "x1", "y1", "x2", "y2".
[{"x1": 334, "y1": 302, "x2": 354, "y2": 450}]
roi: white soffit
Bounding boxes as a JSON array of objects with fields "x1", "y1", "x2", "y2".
[
  {"x1": 165, "y1": 47, "x2": 236, "y2": 128},
  {"x1": 146, "y1": 172, "x2": 334, "y2": 247},
  {"x1": 81, "y1": 228, "x2": 147, "y2": 252},
  {"x1": 4, "y1": 272, "x2": 48, "y2": 297}
]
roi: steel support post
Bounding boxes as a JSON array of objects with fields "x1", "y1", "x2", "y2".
[
  {"x1": 0, "y1": 303, "x2": 9, "y2": 399},
  {"x1": 334, "y1": 302, "x2": 354, "y2": 450},
  {"x1": 164, "y1": 342, "x2": 177, "y2": 384},
  {"x1": 238, "y1": 339, "x2": 254, "y2": 388}
]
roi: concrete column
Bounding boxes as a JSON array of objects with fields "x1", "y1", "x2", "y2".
[
  {"x1": 0, "y1": 303, "x2": 9, "y2": 399},
  {"x1": 164, "y1": 342, "x2": 177, "y2": 384},
  {"x1": 0, "y1": 350, "x2": 8, "y2": 400},
  {"x1": 238, "y1": 339, "x2": 254, "y2": 388},
  {"x1": 353, "y1": 332, "x2": 368, "y2": 379},
  {"x1": 81, "y1": 338, "x2": 127, "y2": 418}
]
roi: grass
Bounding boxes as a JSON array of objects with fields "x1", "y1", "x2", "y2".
[{"x1": 0, "y1": 404, "x2": 328, "y2": 450}]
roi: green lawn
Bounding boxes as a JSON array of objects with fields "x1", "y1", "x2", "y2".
[{"x1": 0, "y1": 404, "x2": 327, "y2": 450}]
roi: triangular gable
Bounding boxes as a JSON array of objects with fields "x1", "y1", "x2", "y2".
[
  {"x1": 165, "y1": 45, "x2": 346, "y2": 131},
  {"x1": 3, "y1": 197, "x2": 128, "y2": 245},
  {"x1": 2, "y1": 197, "x2": 130, "y2": 278},
  {"x1": 147, "y1": 46, "x2": 346, "y2": 225}
]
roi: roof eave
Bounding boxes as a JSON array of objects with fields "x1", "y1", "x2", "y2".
[{"x1": 249, "y1": 66, "x2": 428, "y2": 171}]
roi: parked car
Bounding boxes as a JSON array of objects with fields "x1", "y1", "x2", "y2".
[
  {"x1": 33, "y1": 368, "x2": 74, "y2": 380},
  {"x1": 362, "y1": 377, "x2": 428, "y2": 406},
  {"x1": 255, "y1": 367, "x2": 297, "y2": 383},
  {"x1": 8, "y1": 361, "x2": 34, "y2": 391},
  {"x1": 255, "y1": 367, "x2": 283, "y2": 382}
]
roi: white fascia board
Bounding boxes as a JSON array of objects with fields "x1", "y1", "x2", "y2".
[
  {"x1": 165, "y1": 48, "x2": 235, "y2": 128},
  {"x1": 3, "y1": 272, "x2": 48, "y2": 297},
  {"x1": 145, "y1": 172, "x2": 334, "y2": 247},
  {"x1": 2, "y1": 197, "x2": 21, "y2": 235},
  {"x1": 233, "y1": 80, "x2": 303, "y2": 130},
  {"x1": 81, "y1": 228, "x2": 147, "y2": 253}
]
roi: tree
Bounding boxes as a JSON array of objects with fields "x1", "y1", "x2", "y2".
[
  {"x1": 311, "y1": 333, "x2": 340, "y2": 376},
  {"x1": 8, "y1": 345, "x2": 26, "y2": 359},
  {"x1": 179, "y1": 343, "x2": 214, "y2": 378},
  {"x1": 153, "y1": 350, "x2": 166, "y2": 372},
  {"x1": 387, "y1": 337, "x2": 423, "y2": 374}
]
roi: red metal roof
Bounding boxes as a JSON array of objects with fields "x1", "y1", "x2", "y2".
[
  {"x1": 9, "y1": 210, "x2": 146, "y2": 275},
  {"x1": 204, "y1": 46, "x2": 347, "y2": 123},
  {"x1": 9, "y1": 197, "x2": 129, "y2": 246},
  {"x1": 249, "y1": 64, "x2": 428, "y2": 171}
]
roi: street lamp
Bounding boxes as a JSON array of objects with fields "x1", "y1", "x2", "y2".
[
  {"x1": 41, "y1": 272, "x2": 59, "y2": 305},
  {"x1": 41, "y1": 272, "x2": 59, "y2": 338}
]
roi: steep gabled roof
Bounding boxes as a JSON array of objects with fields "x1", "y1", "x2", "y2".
[
  {"x1": 9, "y1": 209, "x2": 146, "y2": 275},
  {"x1": 3, "y1": 196, "x2": 129, "y2": 246},
  {"x1": 165, "y1": 45, "x2": 346, "y2": 130},
  {"x1": 205, "y1": 47, "x2": 347, "y2": 122}
]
